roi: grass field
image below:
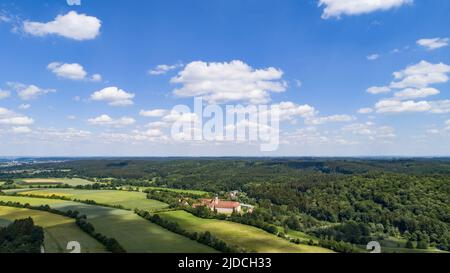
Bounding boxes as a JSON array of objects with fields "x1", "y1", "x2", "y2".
[
  {"x1": 0, "y1": 206, "x2": 107, "y2": 253},
  {"x1": 16, "y1": 178, "x2": 95, "y2": 186},
  {"x1": 138, "y1": 186, "x2": 209, "y2": 196},
  {"x1": 276, "y1": 226, "x2": 319, "y2": 244},
  {"x1": 18, "y1": 189, "x2": 169, "y2": 211},
  {"x1": 159, "y1": 210, "x2": 334, "y2": 253},
  {"x1": 0, "y1": 195, "x2": 215, "y2": 253}
]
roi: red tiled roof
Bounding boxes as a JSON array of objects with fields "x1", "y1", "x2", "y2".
[{"x1": 196, "y1": 199, "x2": 240, "y2": 209}]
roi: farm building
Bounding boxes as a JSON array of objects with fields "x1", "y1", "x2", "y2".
[{"x1": 193, "y1": 197, "x2": 241, "y2": 214}]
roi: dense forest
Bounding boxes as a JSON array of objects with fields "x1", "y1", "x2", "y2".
[
  {"x1": 0, "y1": 218, "x2": 44, "y2": 253},
  {"x1": 1, "y1": 158, "x2": 449, "y2": 250}
]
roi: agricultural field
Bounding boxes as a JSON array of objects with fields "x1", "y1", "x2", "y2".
[
  {"x1": 158, "y1": 210, "x2": 334, "y2": 253},
  {"x1": 0, "y1": 206, "x2": 107, "y2": 253},
  {"x1": 139, "y1": 186, "x2": 209, "y2": 196},
  {"x1": 15, "y1": 178, "x2": 95, "y2": 186},
  {"x1": 18, "y1": 189, "x2": 169, "y2": 211},
  {"x1": 0, "y1": 195, "x2": 215, "y2": 253}
]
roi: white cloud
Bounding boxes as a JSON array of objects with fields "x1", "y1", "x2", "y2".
[
  {"x1": 23, "y1": 11, "x2": 101, "y2": 41},
  {"x1": 48, "y1": 62, "x2": 86, "y2": 80},
  {"x1": 139, "y1": 109, "x2": 168, "y2": 117},
  {"x1": 375, "y1": 99, "x2": 431, "y2": 113},
  {"x1": 0, "y1": 89, "x2": 10, "y2": 100},
  {"x1": 271, "y1": 102, "x2": 317, "y2": 121},
  {"x1": 367, "y1": 54, "x2": 379, "y2": 61},
  {"x1": 319, "y1": 0, "x2": 412, "y2": 19},
  {"x1": 90, "y1": 74, "x2": 102, "y2": 82},
  {"x1": 0, "y1": 107, "x2": 34, "y2": 126},
  {"x1": 390, "y1": 60, "x2": 450, "y2": 89},
  {"x1": 149, "y1": 63, "x2": 183, "y2": 75},
  {"x1": 87, "y1": 114, "x2": 135, "y2": 127},
  {"x1": 7, "y1": 82, "x2": 55, "y2": 100},
  {"x1": 47, "y1": 62, "x2": 102, "y2": 81},
  {"x1": 91, "y1": 87, "x2": 135, "y2": 106},
  {"x1": 307, "y1": 114, "x2": 355, "y2": 125},
  {"x1": 417, "y1": 38, "x2": 449, "y2": 50},
  {"x1": 171, "y1": 60, "x2": 287, "y2": 104},
  {"x1": 67, "y1": 0, "x2": 81, "y2": 6},
  {"x1": 429, "y1": 100, "x2": 450, "y2": 114},
  {"x1": 367, "y1": 86, "x2": 391, "y2": 94},
  {"x1": 358, "y1": 108, "x2": 374, "y2": 114},
  {"x1": 343, "y1": 122, "x2": 396, "y2": 139},
  {"x1": 33, "y1": 128, "x2": 92, "y2": 142},
  {"x1": 18, "y1": 104, "x2": 31, "y2": 110},
  {"x1": 393, "y1": 87, "x2": 440, "y2": 100},
  {"x1": 11, "y1": 126, "x2": 32, "y2": 134},
  {"x1": 161, "y1": 111, "x2": 199, "y2": 124}
]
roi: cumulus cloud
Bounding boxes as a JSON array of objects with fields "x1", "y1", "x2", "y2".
[
  {"x1": 87, "y1": 114, "x2": 135, "y2": 127},
  {"x1": 367, "y1": 54, "x2": 379, "y2": 61},
  {"x1": 47, "y1": 62, "x2": 86, "y2": 80},
  {"x1": 273, "y1": 102, "x2": 317, "y2": 121},
  {"x1": 375, "y1": 99, "x2": 431, "y2": 113},
  {"x1": 0, "y1": 107, "x2": 34, "y2": 126},
  {"x1": 358, "y1": 108, "x2": 374, "y2": 114},
  {"x1": 23, "y1": 11, "x2": 101, "y2": 41},
  {"x1": 67, "y1": 0, "x2": 81, "y2": 6},
  {"x1": 306, "y1": 114, "x2": 355, "y2": 125},
  {"x1": 90, "y1": 74, "x2": 102, "y2": 82},
  {"x1": 32, "y1": 128, "x2": 92, "y2": 142},
  {"x1": 367, "y1": 61, "x2": 450, "y2": 114},
  {"x1": 47, "y1": 62, "x2": 102, "y2": 82},
  {"x1": 139, "y1": 109, "x2": 168, "y2": 117},
  {"x1": 7, "y1": 82, "x2": 55, "y2": 100},
  {"x1": 91, "y1": 87, "x2": 135, "y2": 106},
  {"x1": 0, "y1": 89, "x2": 10, "y2": 100},
  {"x1": 170, "y1": 60, "x2": 287, "y2": 104},
  {"x1": 367, "y1": 86, "x2": 391, "y2": 94},
  {"x1": 393, "y1": 87, "x2": 440, "y2": 100},
  {"x1": 417, "y1": 38, "x2": 449, "y2": 50},
  {"x1": 390, "y1": 60, "x2": 450, "y2": 89},
  {"x1": 149, "y1": 63, "x2": 183, "y2": 76},
  {"x1": 319, "y1": 0, "x2": 412, "y2": 19},
  {"x1": 342, "y1": 122, "x2": 396, "y2": 140}
]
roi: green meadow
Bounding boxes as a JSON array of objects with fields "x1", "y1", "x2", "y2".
[
  {"x1": 158, "y1": 210, "x2": 334, "y2": 253},
  {"x1": 19, "y1": 189, "x2": 169, "y2": 211},
  {"x1": 16, "y1": 178, "x2": 95, "y2": 186},
  {"x1": 0, "y1": 206, "x2": 107, "y2": 253},
  {"x1": 138, "y1": 186, "x2": 209, "y2": 196},
  {"x1": 0, "y1": 195, "x2": 216, "y2": 253}
]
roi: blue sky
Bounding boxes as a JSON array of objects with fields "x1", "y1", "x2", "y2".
[{"x1": 0, "y1": 0, "x2": 449, "y2": 156}]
